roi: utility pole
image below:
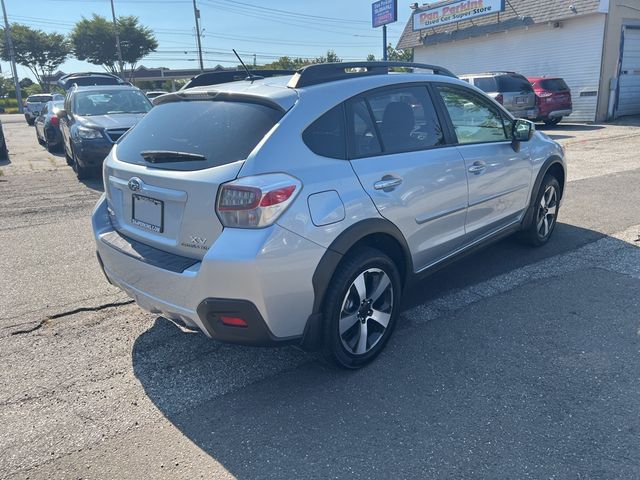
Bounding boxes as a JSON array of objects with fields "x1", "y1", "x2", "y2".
[
  {"x1": 253, "y1": 54, "x2": 256, "y2": 68},
  {"x1": 0, "y1": 0, "x2": 23, "y2": 113},
  {"x1": 192, "y1": 0, "x2": 204, "y2": 72},
  {"x1": 110, "y1": 0, "x2": 125, "y2": 79},
  {"x1": 382, "y1": 24, "x2": 387, "y2": 61}
]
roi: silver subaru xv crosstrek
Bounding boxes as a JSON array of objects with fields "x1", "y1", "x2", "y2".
[{"x1": 92, "y1": 62, "x2": 565, "y2": 368}]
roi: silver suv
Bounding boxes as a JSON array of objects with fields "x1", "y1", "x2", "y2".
[
  {"x1": 460, "y1": 72, "x2": 538, "y2": 121},
  {"x1": 92, "y1": 62, "x2": 565, "y2": 368}
]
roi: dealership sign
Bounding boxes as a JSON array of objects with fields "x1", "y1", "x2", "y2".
[
  {"x1": 413, "y1": 0, "x2": 505, "y2": 30},
  {"x1": 372, "y1": 0, "x2": 397, "y2": 28}
]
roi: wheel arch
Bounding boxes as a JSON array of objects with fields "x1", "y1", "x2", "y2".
[
  {"x1": 301, "y1": 218, "x2": 412, "y2": 351},
  {"x1": 522, "y1": 155, "x2": 566, "y2": 228}
]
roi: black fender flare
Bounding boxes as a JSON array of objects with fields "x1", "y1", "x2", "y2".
[
  {"x1": 522, "y1": 155, "x2": 565, "y2": 228},
  {"x1": 301, "y1": 218, "x2": 412, "y2": 350}
]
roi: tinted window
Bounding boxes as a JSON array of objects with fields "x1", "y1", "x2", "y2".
[
  {"x1": 437, "y1": 85, "x2": 509, "y2": 144},
  {"x1": 473, "y1": 77, "x2": 498, "y2": 92},
  {"x1": 497, "y1": 75, "x2": 533, "y2": 93},
  {"x1": 27, "y1": 95, "x2": 52, "y2": 103},
  {"x1": 302, "y1": 105, "x2": 346, "y2": 159},
  {"x1": 539, "y1": 79, "x2": 569, "y2": 92},
  {"x1": 365, "y1": 86, "x2": 444, "y2": 153},
  {"x1": 347, "y1": 98, "x2": 382, "y2": 157},
  {"x1": 117, "y1": 100, "x2": 283, "y2": 171},
  {"x1": 73, "y1": 89, "x2": 152, "y2": 116}
]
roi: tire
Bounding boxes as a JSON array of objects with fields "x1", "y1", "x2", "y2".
[
  {"x1": 544, "y1": 117, "x2": 562, "y2": 126},
  {"x1": 27, "y1": 119, "x2": 35, "y2": 126},
  {"x1": 520, "y1": 174, "x2": 561, "y2": 246},
  {"x1": 71, "y1": 149, "x2": 91, "y2": 180},
  {"x1": 322, "y1": 247, "x2": 402, "y2": 369},
  {"x1": 45, "y1": 137, "x2": 57, "y2": 153},
  {"x1": 64, "y1": 147, "x2": 73, "y2": 166}
]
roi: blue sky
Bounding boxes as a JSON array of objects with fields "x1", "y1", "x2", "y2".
[{"x1": 3, "y1": 0, "x2": 409, "y2": 79}]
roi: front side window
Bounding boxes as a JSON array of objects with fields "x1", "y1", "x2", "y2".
[{"x1": 436, "y1": 85, "x2": 509, "y2": 144}]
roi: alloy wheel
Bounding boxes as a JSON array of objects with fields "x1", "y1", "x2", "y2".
[
  {"x1": 339, "y1": 268, "x2": 394, "y2": 355},
  {"x1": 536, "y1": 185, "x2": 558, "y2": 238}
]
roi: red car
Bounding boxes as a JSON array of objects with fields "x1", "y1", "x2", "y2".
[{"x1": 528, "y1": 77, "x2": 572, "y2": 126}]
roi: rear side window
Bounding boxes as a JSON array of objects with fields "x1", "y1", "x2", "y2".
[
  {"x1": 365, "y1": 85, "x2": 444, "y2": 153},
  {"x1": 539, "y1": 79, "x2": 569, "y2": 92},
  {"x1": 348, "y1": 98, "x2": 383, "y2": 158},
  {"x1": 497, "y1": 75, "x2": 533, "y2": 93},
  {"x1": 302, "y1": 105, "x2": 346, "y2": 159},
  {"x1": 116, "y1": 100, "x2": 283, "y2": 171},
  {"x1": 473, "y1": 77, "x2": 498, "y2": 92}
]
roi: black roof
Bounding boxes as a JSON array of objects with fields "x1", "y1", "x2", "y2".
[
  {"x1": 182, "y1": 69, "x2": 296, "y2": 89},
  {"x1": 57, "y1": 72, "x2": 125, "y2": 91}
]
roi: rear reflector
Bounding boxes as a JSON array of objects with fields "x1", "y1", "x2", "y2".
[{"x1": 220, "y1": 315, "x2": 248, "y2": 328}]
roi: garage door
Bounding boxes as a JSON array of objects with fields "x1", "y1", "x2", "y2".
[{"x1": 617, "y1": 27, "x2": 640, "y2": 117}]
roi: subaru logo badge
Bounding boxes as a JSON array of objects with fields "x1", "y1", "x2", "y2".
[{"x1": 128, "y1": 177, "x2": 141, "y2": 192}]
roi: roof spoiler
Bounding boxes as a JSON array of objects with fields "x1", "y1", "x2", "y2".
[
  {"x1": 287, "y1": 61, "x2": 457, "y2": 88},
  {"x1": 182, "y1": 69, "x2": 296, "y2": 90}
]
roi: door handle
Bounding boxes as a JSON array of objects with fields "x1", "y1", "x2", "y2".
[
  {"x1": 468, "y1": 161, "x2": 487, "y2": 174},
  {"x1": 374, "y1": 176, "x2": 403, "y2": 191}
]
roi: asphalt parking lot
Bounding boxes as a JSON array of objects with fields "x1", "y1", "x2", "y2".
[{"x1": 1, "y1": 113, "x2": 639, "y2": 479}]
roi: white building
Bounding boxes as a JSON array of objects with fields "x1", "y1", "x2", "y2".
[{"x1": 397, "y1": 0, "x2": 640, "y2": 122}]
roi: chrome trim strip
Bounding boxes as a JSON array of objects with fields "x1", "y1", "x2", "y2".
[
  {"x1": 415, "y1": 218, "x2": 521, "y2": 275},
  {"x1": 468, "y1": 183, "x2": 529, "y2": 208},
  {"x1": 415, "y1": 205, "x2": 467, "y2": 225},
  {"x1": 109, "y1": 175, "x2": 188, "y2": 202}
]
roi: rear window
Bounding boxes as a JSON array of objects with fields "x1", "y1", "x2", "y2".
[
  {"x1": 473, "y1": 77, "x2": 498, "y2": 93},
  {"x1": 27, "y1": 95, "x2": 52, "y2": 103},
  {"x1": 539, "y1": 79, "x2": 569, "y2": 92},
  {"x1": 497, "y1": 75, "x2": 534, "y2": 93},
  {"x1": 117, "y1": 100, "x2": 283, "y2": 171}
]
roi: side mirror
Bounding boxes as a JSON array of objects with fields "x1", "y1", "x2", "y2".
[
  {"x1": 56, "y1": 109, "x2": 68, "y2": 119},
  {"x1": 511, "y1": 119, "x2": 534, "y2": 152}
]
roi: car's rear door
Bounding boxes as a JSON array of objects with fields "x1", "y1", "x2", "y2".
[
  {"x1": 347, "y1": 83, "x2": 469, "y2": 272},
  {"x1": 433, "y1": 83, "x2": 533, "y2": 242}
]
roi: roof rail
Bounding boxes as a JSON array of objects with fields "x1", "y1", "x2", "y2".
[{"x1": 287, "y1": 61, "x2": 457, "y2": 88}]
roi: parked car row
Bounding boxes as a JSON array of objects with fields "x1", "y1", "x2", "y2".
[
  {"x1": 461, "y1": 71, "x2": 573, "y2": 126},
  {"x1": 31, "y1": 72, "x2": 154, "y2": 179}
]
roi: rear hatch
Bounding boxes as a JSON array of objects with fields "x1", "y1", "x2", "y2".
[
  {"x1": 537, "y1": 78, "x2": 572, "y2": 107},
  {"x1": 497, "y1": 74, "x2": 536, "y2": 111},
  {"x1": 104, "y1": 98, "x2": 284, "y2": 259}
]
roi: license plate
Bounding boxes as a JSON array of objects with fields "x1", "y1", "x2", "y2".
[
  {"x1": 515, "y1": 96, "x2": 527, "y2": 105},
  {"x1": 132, "y1": 194, "x2": 163, "y2": 233}
]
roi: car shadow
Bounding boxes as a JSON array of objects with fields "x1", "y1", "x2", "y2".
[
  {"x1": 79, "y1": 177, "x2": 105, "y2": 192},
  {"x1": 131, "y1": 223, "x2": 638, "y2": 478},
  {"x1": 537, "y1": 123, "x2": 605, "y2": 132}
]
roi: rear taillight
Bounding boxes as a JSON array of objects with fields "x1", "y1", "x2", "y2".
[
  {"x1": 216, "y1": 173, "x2": 301, "y2": 228},
  {"x1": 50, "y1": 115, "x2": 59, "y2": 126},
  {"x1": 537, "y1": 91, "x2": 553, "y2": 98},
  {"x1": 495, "y1": 94, "x2": 503, "y2": 104}
]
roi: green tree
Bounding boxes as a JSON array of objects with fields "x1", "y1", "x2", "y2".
[
  {"x1": 387, "y1": 45, "x2": 412, "y2": 62},
  {"x1": 0, "y1": 24, "x2": 70, "y2": 92},
  {"x1": 312, "y1": 49, "x2": 342, "y2": 64},
  {"x1": 366, "y1": 53, "x2": 376, "y2": 61},
  {"x1": 70, "y1": 14, "x2": 157, "y2": 77}
]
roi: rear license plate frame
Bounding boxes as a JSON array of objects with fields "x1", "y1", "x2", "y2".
[{"x1": 131, "y1": 194, "x2": 164, "y2": 233}]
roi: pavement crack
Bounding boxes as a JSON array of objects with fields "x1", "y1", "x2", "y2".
[
  {"x1": 10, "y1": 300, "x2": 134, "y2": 335},
  {"x1": 47, "y1": 300, "x2": 134, "y2": 320}
]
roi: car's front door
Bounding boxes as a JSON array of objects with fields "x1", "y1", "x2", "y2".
[
  {"x1": 434, "y1": 84, "x2": 533, "y2": 242},
  {"x1": 347, "y1": 84, "x2": 469, "y2": 272}
]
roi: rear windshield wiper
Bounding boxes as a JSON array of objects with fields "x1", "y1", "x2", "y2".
[{"x1": 140, "y1": 150, "x2": 206, "y2": 163}]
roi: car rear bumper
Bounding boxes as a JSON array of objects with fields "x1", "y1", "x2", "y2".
[
  {"x1": 545, "y1": 109, "x2": 572, "y2": 119},
  {"x1": 92, "y1": 195, "x2": 326, "y2": 345},
  {"x1": 509, "y1": 107, "x2": 539, "y2": 120}
]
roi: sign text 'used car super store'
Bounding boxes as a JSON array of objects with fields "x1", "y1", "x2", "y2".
[{"x1": 413, "y1": 0, "x2": 505, "y2": 30}]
